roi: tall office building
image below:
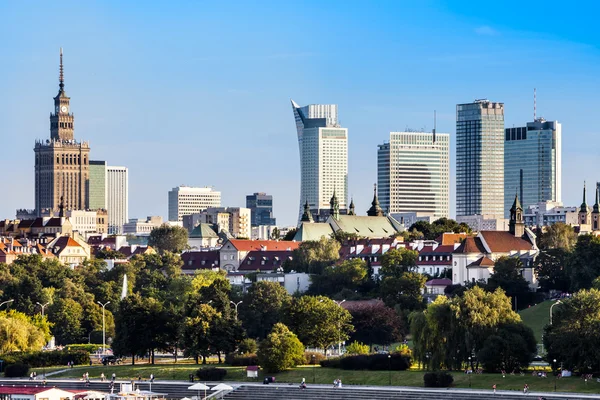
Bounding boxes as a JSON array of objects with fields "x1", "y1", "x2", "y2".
[
  {"x1": 378, "y1": 131, "x2": 450, "y2": 218},
  {"x1": 34, "y1": 49, "x2": 90, "y2": 215},
  {"x1": 504, "y1": 119, "x2": 562, "y2": 217},
  {"x1": 168, "y1": 186, "x2": 221, "y2": 222},
  {"x1": 291, "y1": 100, "x2": 348, "y2": 222},
  {"x1": 456, "y1": 100, "x2": 505, "y2": 217},
  {"x1": 88, "y1": 160, "x2": 107, "y2": 210},
  {"x1": 246, "y1": 192, "x2": 276, "y2": 226},
  {"x1": 107, "y1": 166, "x2": 128, "y2": 234}
]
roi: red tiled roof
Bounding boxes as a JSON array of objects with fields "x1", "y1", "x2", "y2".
[
  {"x1": 238, "y1": 250, "x2": 293, "y2": 271},
  {"x1": 51, "y1": 236, "x2": 82, "y2": 253},
  {"x1": 479, "y1": 231, "x2": 534, "y2": 253},
  {"x1": 467, "y1": 256, "x2": 495, "y2": 268},
  {"x1": 181, "y1": 250, "x2": 220, "y2": 270},
  {"x1": 436, "y1": 233, "x2": 470, "y2": 245},
  {"x1": 228, "y1": 239, "x2": 300, "y2": 252},
  {"x1": 0, "y1": 387, "x2": 60, "y2": 395},
  {"x1": 453, "y1": 237, "x2": 486, "y2": 254}
]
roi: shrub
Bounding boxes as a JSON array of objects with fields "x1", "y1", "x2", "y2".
[
  {"x1": 393, "y1": 344, "x2": 412, "y2": 358},
  {"x1": 346, "y1": 341, "x2": 370, "y2": 355},
  {"x1": 304, "y1": 351, "x2": 326, "y2": 365},
  {"x1": 238, "y1": 338, "x2": 257, "y2": 355},
  {"x1": 257, "y1": 323, "x2": 305, "y2": 373},
  {"x1": 225, "y1": 353, "x2": 259, "y2": 366},
  {"x1": 423, "y1": 371, "x2": 454, "y2": 388},
  {"x1": 64, "y1": 344, "x2": 102, "y2": 353},
  {"x1": 196, "y1": 367, "x2": 227, "y2": 381},
  {"x1": 321, "y1": 353, "x2": 411, "y2": 371},
  {"x1": 4, "y1": 363, "x2": 30, "y2": 377},
  {"x1": 2, "y1": 350, "x2": 89, "y2": 368}
]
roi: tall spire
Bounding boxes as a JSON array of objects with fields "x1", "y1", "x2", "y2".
[
  {"x1": 367, "y1": 183, "x2": 384, "y2": 217},
  {"x1": 348, "y1": 197, "x2": 355, "y2": 216},
  {"x1": 59, "y1": 48, "x2": 65, "y2": 93},
  {"x1": 329, "y1": 189, "x2": 340, "y2": 220},
  {"x1": 300, "y1": 199, "x2": 314, "y2": 223},
  {"x1": 594, "y1": 185, "x2": 600, "y2": 213},
  {"x1": 581, "y1": 181, "x2": 588, "y2": 209}
]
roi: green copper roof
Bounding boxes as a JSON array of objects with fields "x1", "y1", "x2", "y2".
[{"x1": 189, "y1": 223, "x2": 218, "y2": 239}]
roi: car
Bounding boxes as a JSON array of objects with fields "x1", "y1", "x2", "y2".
[{"x1": 101, "y1": 355, "x2": 122, "y2": 365}]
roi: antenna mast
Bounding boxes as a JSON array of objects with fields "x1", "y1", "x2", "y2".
[
  {"x1": 534, "y1": 88, "x2": 536, "y2": 121},
  {"x1": 433, "y1": 110, "x2": 437, "y2": 143}
]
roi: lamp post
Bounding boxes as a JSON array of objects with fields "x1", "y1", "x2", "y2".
[
  {"x1": 0, "y1": 299, "x2": 14, "y2": 309},
  {"x1": 229, "y1": 301, "x2": 242, "y2": 320},
  {"x1": 98, "y1": 301, "x2": 111, "y2": 356},
  {"x1": 36, "y1": 302, "x2": 50, "y2": 317},
  {"x1": 553, "y1": 359, "x2": 557, "y2": 391},
  {"x1": 550, "y1": 300, "x2": 561, "y2": 325},
  {"x1": 388, "y1": 354, "x2": 392, "y2": 385},
  {"x1": 468, "y1": 357, "x2": 472, "y2": 388},
  {"x1": 333, "y1": 300, "x2": 346, "y2": 355},
  {"x1": 312, "y1": 354, "x2": 316, "y2": 384}
]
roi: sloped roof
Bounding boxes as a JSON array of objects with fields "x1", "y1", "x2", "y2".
[
  {"x1": 330, "y1": 215, "x2": 401, "y2": 238},
  {"x1": 453, "y1": 237, "x2": 487, "y2": 254},
  {"x1": 426, "y1": 278, "x2": 452, "y2": 286},
  {"x1": 118, "y1": 245, "x2": 155, "y2": 258},
  {"x1": 50, "y1": 236, "x2": 82, "y2": 254},
  {"x1": 189, "y1": 223, "x2": 218, "y2": 239},
  {"x1": 45, "y1": 217, "x2": 65, "y2": 227},
  {"x1": 17, "y1": 219, "x2": 36, "y2": 229},
  {"x1": 435, "y1": 233, "x2": 469, "y2": 245},
  {"x1": 238, "y1": 250, "x2": 293, "y2": 271},
  {"x1": 181, "y1": 250, "x2": 220, "y2": 270},
  {"x1": 0, "y1": 387, "x2": 69, "y2": 395},
  {"x1": 293, "y1": 222, "x2": 334, "y2": 241},
  {"x1": 479, "y1": 231, "x2": 534, "y2": 252},
  {"x1": 467, "y1": 256, "x2": 495, "y2": 268},
  {"x1": 227, "y1": 239, "x2": 300, "y2": 252}
]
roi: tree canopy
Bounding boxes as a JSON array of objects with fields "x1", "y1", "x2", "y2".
[
  {"x1": 148, "y1": 224, "x2": 189, "y2": 253},
  {"x1": 257, "y1": 323, "x2": 305, "y2": 373},
  {"x1": 239, "y1": 281, "x2": 291, "y2": 340}
]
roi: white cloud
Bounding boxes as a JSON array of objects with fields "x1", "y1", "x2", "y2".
[{"x1": 475, "y1": 26, "x2": 498, "y2": 36}]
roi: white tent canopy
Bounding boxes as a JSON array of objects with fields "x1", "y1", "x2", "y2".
[
  {"x1": 188, "y1": 383, "x2": 210, "y2": 391},
  {"x1": 211, "y1": 384, "x2": 233, "y2": 391}
]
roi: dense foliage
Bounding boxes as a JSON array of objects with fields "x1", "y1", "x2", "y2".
[
  {"x1": 2, "y1": 349, "x2": 90, "y2": 368},
  {"x1": 4, "y1": 363, "x2": 30, "y2": 377},
  {"x1": 320, "y1": 353, "x2": 411, "y2": 371},
  {"x1": 257, "y1": 323, "x2": 305, "y2": 373},
  {"x1": 423, "y1": 371, "x2": 454, "y2": 388},
  {"x1": 148, "y1": 225, "x2": 190, "y2": 253},
  {"x1": 195, "y1": 367, "x2": 227, "y2": 381}
]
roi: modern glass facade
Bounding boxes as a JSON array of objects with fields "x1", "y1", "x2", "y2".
[
  {"x1": 456, "y1": 100, "x2": 505, "y2": 217},
  {"x1": 504, "y1": 119, "x2": 561, "y2": 217},
  {"x1": 291, "y1": 100, "x2": 347, "y2": 223},
  {"x1": 107, "y1": 166, "x2": 128, "y2": 234},
  {"x1": 246, "y1": 192, "x2": 276, "y2": 226},
  {"x1": 378, "y1": 132, "x2": 449, "y2": 218},
  {"x1": 88, "y1": 160, "x2": 106, "y2": 210}
]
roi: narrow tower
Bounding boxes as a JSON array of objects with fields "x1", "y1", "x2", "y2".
[
  {"x1": 579, "y1": 182, "x2": 591, "y2": 226},
  {"x1": 509, "y1": 192, "x2": 524, "y2": 237}
]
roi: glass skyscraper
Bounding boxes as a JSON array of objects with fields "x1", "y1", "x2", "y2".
[
  {"x1": 246, "y1": 192, "x2": 276, "y2": 226},
  {"x1": 504, "y1": 119, "x2": 561, "y2": 217},
  {"x1": 377, "y1": 131, "x2": 449, "y2": 218},
  {"x1": 291, "y1": 100, "x2": 347, "y2": 222},
  {"x1": 88, "y1": 160, "x2": 107, "y2": 210},
  {"x1": 456, "y1": 100, "x2": 505, "y2": 217}
]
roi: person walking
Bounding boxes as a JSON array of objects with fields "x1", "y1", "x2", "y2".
[
  {"x1": 150, "y1": 374, "x2": 154, "y2": 383},
  {"x1": 493, "y1": 384, "x2": 496, "y2": 394},
  {"x1": 299, "y1": 378, "x2": 306, "y2": 390},
  {"x1": 523, "y1": 383, "x2": 529, "y2": 394}
]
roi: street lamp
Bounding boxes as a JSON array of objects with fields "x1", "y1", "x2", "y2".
[
  {"x1": 553, "y1": 359, "x2": 557, "y2": 391},
  {"x1": 333, "y1": 300, "x2": 346, "y2": 355},
  {"x1": 0, "y1": 299, "x2": 14, "y2": 309},
  {"x1": 468, "y1": 357, "x2": 472, "y2": 388},
  {"x1": 550, "y1": 300, "x2": 562, "y2": 325},
  {"x1": 388, "y1": 354, "x2": 392, "y2": 385},
  {"x1": 98, "y1": 301, "x2": 111, "y2": 355},
  {"x1": 312, "y1": 354, "x2": 316, "y2": 384},
  {"x1": 229, "y1": 301, "x2": 242, "y2": 320},
  {"x1": 36, "y1": 302, "x2": 50, "y2": 317}
]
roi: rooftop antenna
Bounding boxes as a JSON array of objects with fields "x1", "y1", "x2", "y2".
[
  {"x1": 433, "y1": 110, "x2": 437, "y2": 143},
  {"x1": 533, "y1": 88, "x2": 537, "y2": 122}
]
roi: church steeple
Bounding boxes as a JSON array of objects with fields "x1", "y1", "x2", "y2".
[
  {"x1": 592, "y1": 185, "x2": 600, "y2": 231},
  {"x1": 51, "y1": 48, "x2": 74, "y2": 141},
  {"x1": 300, "y1": 199, "x2": 314, "y2": 223},
  {"x1": 329, "y1": 189, "x2": 340, "y2": 220},
  {"x1": 509, "y1": 192, "x2": 524, "y2": 237},
  {"x1": 348, "y1": 198, "x2": 355, "y2": 216},
  {"x1": 367, "y1": 183, "x2": 384, "y2": 217},
  {"x1": 579, "y1": 182, "x2": 591, "y2": 226}
]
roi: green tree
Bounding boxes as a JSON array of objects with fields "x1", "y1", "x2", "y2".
[
  {"x1": 538, "y1": 222, "x2": 577, "y2": 251},
  {"x1": 239, "y1": 281, "x2": 291, "y2": 340},
  {"x1": 270, "y1": 227, "x2": 281, "y2": 240},
  {"x1": 257, "y1": 323, "x2": 305, "y2": 373},
  {"x1": 284, "y1": 296, "x2": 353, "y2": 352},
  {"x1": 148, "y1": 224, "x2": 189, "y2": 253},
  {"x1": 0, "y1": 310, "x2": 50, "y2": 353},
  {"x1": 181, "y1": 303, "x2": 220, "y2": 364},
  {"x1": 238, "y1": 338, "x2": 257, "y2": 355},
  {"x1": 308, "y1": 259, "x2": 367, "y2": 296},
  {"x1": 569, "y1": 234, "x2": 600, "y2": 291},
  {"x1": 48, "y1": 298, "x2": 85, "y2": 345},
  {"x1": 477, "y1": 322, "x2": 537, "y2": 372},
  {"x1": 282, "y1": 228, "x2": 297, "y2": 241},
  {"x1": 543, "y1": 289, "x2": 600, "y2": 373},
  {"x1": 284, "y1": 237, "x2": 340, "y2": 274},
  {"x1": 346, "y1": 341, "x2": 370, "y2": 355},
  {"x1": 534, "y1": 249, "x2": 571, "y2": 292},
  {"x1": 95, "y1": 248, "x2": 126, "y2": 259},
  {"x1": 380, "y1": 248, "x2": 418, "y2": 278},
  {"x1": 380, "y1": 272, "x2": 426, "y2": 311},
  {"x1": 486, "y1": 257, "x2": 531, "y2": 310},
  {"x1": 408, "y1": 218, "x2": 471, "y2": 241},
  {"x1": 347, "y1": 301, "x2": 404, "y2": 348}
]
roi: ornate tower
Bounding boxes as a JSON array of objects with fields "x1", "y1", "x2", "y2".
[
  {"x1": 509, "y1": 192, "x2": 525, "y2": 237},
  {"x1": 579, "y1": 182, "x2": 591, "y2": 226},
  {"x1": 300, "y1": 199, "x2": 314, "y2": 223},
  {"x1": 329, "y1": 189, "x2": 340, "y2": 220},
  {"x1": 367, "y1": 184, "x2": 384, "y2": 217},
  {"x1": 592, "y1": 186, "x2": 600, "y2": 231},
  {"x1": 34, "y1": 49, "x2": 90, "y2": 215},
  {"x1": 348, "y1": 198, "x2": 355, "y2": 216}
]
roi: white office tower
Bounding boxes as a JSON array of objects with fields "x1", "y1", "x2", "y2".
[
  {"x1": 168, "y1": 186, "x2": 221, "y2": 222},
  {"x1": 107, "y1": 166, "x2": 129, "y2": 234},
  {"x1": 291, "y1": 100, "x2": 348, "y2": 222},
  {"x1": 378, "y1": 131, "x2": 450, "y2": 219}
]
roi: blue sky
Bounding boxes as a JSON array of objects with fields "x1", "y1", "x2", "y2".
[{"x1": 2, "y1": 1, "x2": 600, "y2": 227}]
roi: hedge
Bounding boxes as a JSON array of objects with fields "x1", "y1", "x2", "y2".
[
  {"x1": 64, "y1": 344, "x2": 102, "y2": 353},
  {"x1": 2, "y1": 350, "x2": 90, "y2": 368},
  {"x1": 423, "y1": 371, "x2": 454, "y2": 387},
  {"x1": 320, "y1": 353, "x2": 411, "y2": 371},
  {"x1": 196, "y1": 367, "x2": 227, "y2": 381},
  {"x1": 225, "y1": 353, "x2": 259, "y2": 366},
  {"x1": 4, "y1": 363, "x2": 30, "y2": 377},
  {"x1": 304, "y1": 351, "x2": 326, "y2": 365}
]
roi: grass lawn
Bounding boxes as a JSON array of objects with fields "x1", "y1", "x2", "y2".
[
  {"x1": 519, "y1": 300, "x2": 557, "y2": 342},
  {"x1": 46, "y1": 364, "x2": 600, "y2": 394}
]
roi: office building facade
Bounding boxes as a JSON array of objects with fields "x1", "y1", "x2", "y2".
[
  {"x1": 246, "y1": 192, "x2": 276, "y2": 226},
  {"x1": 504, "y1": 119, "x2": 561, "y2": 218},
  {"x1": 291, "y1": 100, "x2": 348, "y2": 222},
  {"x1": 456, "y1": 100, "x2": 505, "y2": 217},
  {"x1": 168, "y1": 186, "x2": 221, "y2": 222},
  {"x1": 107, "y1": 166, "x2": 128, "y2": 234},
  {"x1": 88, "y1": 160, "x2": 107, "y2": 210},
  {"x1": 378, "y1": 131, "x2": 450, "y2": 219}
]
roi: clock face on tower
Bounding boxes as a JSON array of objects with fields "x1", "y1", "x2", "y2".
[{"x1": 61, "y1": 106, "x2": 68, "y2": 113}]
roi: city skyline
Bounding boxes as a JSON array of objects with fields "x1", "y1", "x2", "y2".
[{"x1": 2, "y1": 2, "x2": 600, "y2": 227}]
